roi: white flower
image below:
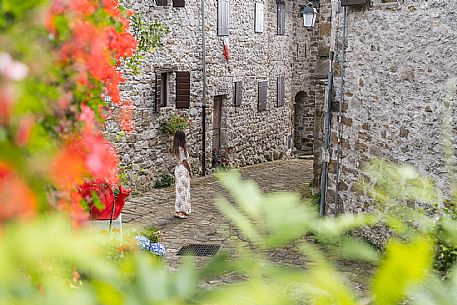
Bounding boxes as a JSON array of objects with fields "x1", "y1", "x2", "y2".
[{"x1": 0, "y1": 52, "x2": 29, "y2": 81}]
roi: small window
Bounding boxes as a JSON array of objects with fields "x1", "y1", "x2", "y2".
[
  {"x1": 258, "y1": 80, "x2": 268, "y2": 111},
  {"x1": 277, "y1": 0, "x2": 285, "y2": 35},
  {"x1": 234, "y1": 81, "x2": 243, "y2": 106},
  {"x1": 255, "y1": 2, "x2": 264, "y2": 33},
  {"x1": 156, "y1": 0, "x2": 168, "y2": 6},
  {"x1": 276, "y1": 76, "x2": 284, "y2": 107},
  {"x1": 158, "y1": 72, "x2": 169, "y2": 109},
  {"x1": 155, "y1": 72, "x2": 168, "y2": 112},
  {"x1": 218, "y1": 0, "x2": 230, "y2": 36},
  {"x1": 176, "y1": 71, "x2": 190, "y2": 109},
  {"x1": 173, "y1": 0, "x2": 185, "y2": 7}
]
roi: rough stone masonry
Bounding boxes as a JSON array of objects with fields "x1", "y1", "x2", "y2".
[
  {"x1": 106, "y1": 0, "x2": 331, "y2": 191},
  {"x1": 324, "y1": 0, "x2": 457, "y2": 215}
]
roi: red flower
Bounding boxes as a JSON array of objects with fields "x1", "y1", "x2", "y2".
[
  {"x1": 15, "y1": 116, "x2": 34, "y2": 147},
  {"x1": 0, "y1": 162, "x2": 37, "y2": 222},
  {"x1": 52, "y1": 130, "x2": 119, "y2": 191}
]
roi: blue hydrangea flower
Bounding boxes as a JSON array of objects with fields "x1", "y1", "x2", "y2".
[
  {"x1": 150, "y1": 243, "x2": 166, "y2": 256},
  {"x1": 135, "y1": 235, "x2": 151, "y2": 251}
]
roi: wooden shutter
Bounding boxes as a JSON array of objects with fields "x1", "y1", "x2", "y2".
[
  {"x1": 155, "y1": 73, "x2": 162, "y2": 112},
  {"x1": 156, "y1": 0, "x2": 168, "y2": 6},
  {"x1": 173, "y1": 0, "x2": 185, "y2": 7},
  {"x1": 175, "y1": 71, "x2": 190, "y2": 109},
  {"x1": 277, "y1": 76, "x2": 284, "y2": 107},
  {"x1": 234, "y1": 81, "x2": 243, "y2": 106},
  {"x1": 258, "y1": 81, "x2": 267, "y2": 111},
  {"x1": 277, "y1": 2, "x2": 285, "y2": 35},
  {"x1": 255, "y1": 2, "x2": 264, "y2": 33},
  {"x1": 218, "y1": 0, "x2": 229, "y2": 36}
]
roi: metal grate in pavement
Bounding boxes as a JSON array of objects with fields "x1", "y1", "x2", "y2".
[{"x1": 176, "y1": 244, "x2": 221, "y2": 256}]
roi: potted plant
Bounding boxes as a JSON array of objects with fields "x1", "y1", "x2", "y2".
[
  {"x1": 77, "y1": 178, "x2": 131, "y2": 220},
  {"x1": 159, "y1": 113, "x2": 190, "y2": 136}
]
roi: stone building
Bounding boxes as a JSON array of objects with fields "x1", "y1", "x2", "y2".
[
  {"x1": 108, "y1": 0, "x2": 331, "y2": 190},
  {"x1": 320, "y1": 0, "x2": 457, "y2": 215},
  {"x1": 109, "y1": 0, "x2": 457, "y2": 222}
]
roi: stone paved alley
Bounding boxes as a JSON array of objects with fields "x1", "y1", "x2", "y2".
[
  {"x1": 123, "y1": 159, "x2": 313, "y2": 265},
  {"x1": 123, "y1": 159, "x2": 371, "y2": 293}
]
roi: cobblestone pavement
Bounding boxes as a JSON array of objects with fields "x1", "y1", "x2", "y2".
[
  {"x1": 123, "y1": 159, "x2": 372, "y2": 294},
  {"x1": 123, "y1": 159, "x2": 312, "y2": 264}
]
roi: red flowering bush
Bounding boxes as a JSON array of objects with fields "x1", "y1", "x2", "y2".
[
  {"x1": 0, "y1": 0, "x2": 145, "y2": 225},
  {"x1": 77, "y1": 178, "x2": 130, "y2": 220}
]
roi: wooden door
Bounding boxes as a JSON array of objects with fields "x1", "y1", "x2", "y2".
[{"x1": 212, "y1": 96, "x2": 222, "y2": 150}]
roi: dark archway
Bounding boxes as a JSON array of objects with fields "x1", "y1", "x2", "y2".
[{"x1": 294, "y1": 91, "x2": 315, "y2": 156}]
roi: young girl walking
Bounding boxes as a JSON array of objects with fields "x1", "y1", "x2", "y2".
[{"x1": 173, "y1": 130, "x2": 192, "y2": 219}]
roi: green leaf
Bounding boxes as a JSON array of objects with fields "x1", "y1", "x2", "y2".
[
  {"x1": 337, "y1": 237, "x2": 381, "y2": 263},
  {"x1": 372, "y1": 237, "x2": 433, "y2": 305}
]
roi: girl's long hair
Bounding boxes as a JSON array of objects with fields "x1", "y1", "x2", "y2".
[{"x1": 173, "y1": 130, "x2": 188, "y2": 159}]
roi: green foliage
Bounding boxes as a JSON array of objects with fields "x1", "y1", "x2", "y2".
[
  {"x1": 159, "y1": 113, "x2": 190, "y2": 136},
  {"x1": 361, "y1": 159, "x2": 438, "y2": 208},
  {"x1": 0, "y1": 0, "x2": 47, "y2": 30},
  {"x1": 141, "y1": 226, "x2": 160, "y2": 243},
  {"x1": 125, "y1": 14, "x2": 169, "y2": 74},
  {"x1": 3, "y1": 159, "x2": 457, "y2": 304},
  {"x1": 433, "y1": 201, "x2": 457, "y2": 279},
  {"x1": 372, "y1": 237, "x2": 433, "y2": 305},
  {"x1": 153, "y1": 173, "x2": 174, "y2": 188}
]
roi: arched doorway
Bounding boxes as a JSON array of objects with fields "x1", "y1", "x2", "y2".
[{"x1": 294, "y1": 91, "x2": 315, "y2": 157}]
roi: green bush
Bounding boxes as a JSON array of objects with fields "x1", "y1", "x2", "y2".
[
  {"x1": 153, "y1": 174, "x2": 174, "y2": 188},
  {"x1": 159, "y1": 114, "x2": 190, "y2": 136},
  {"x1": 433, "y1": 201, "x2": 457, "y2": 279},
  {"x1": 141, "y1": 226, "x2": 161, "y2": 243},
  {"x1": 3, "y1": 167, "x2": 457, "y2": 305}
]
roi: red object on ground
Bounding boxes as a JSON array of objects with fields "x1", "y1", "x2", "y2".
[{"x1": 77, "y1": 178, "x2": 130, "y2": 220}]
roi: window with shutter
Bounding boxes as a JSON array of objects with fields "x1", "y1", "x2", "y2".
[
  {"x1": 277, "y1": 1, "x2": 285, "y2": 35},
  {"x1": 258, "y1": 80, "x2": 268, "y2": 111},
  {"x1": 155, "y1": 73, "x2": 162, "y2": 112},
  {"x1": 155, "y1": 72, "x2": 169, "y2": 111},
  {"x1": 156, "y1": 0, "x2": 168, "y2": 6},
  {"x1": 173, "y1": 0, "x2": 185, "y2": 7},
  {"x1": 234, "y1": 81, "x2": 243, "y2": 106},
  {"x1": 218, "y1": 0, "x2": 229, "y2": 36},
  {"x1": 175, "y1": 71, "x2": 190, "y2": 109},
  {"x1": 276, "y1": 76, "x2": 285, "y2": 107},
  {"x1": 255, "y1": 2, "x2": 264, "y2": 33}
]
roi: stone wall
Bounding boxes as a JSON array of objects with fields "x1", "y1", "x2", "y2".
[
  {"x1": 325, "y1": 0, "x2": 457, "y2": 214},
  {"x1": 106, "y1": 0, "x2": 327, "y2": 191}
]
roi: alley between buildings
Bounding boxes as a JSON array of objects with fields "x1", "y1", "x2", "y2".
[{"x1": 123, "y1": 159, "x2": 371, "y2": 294}]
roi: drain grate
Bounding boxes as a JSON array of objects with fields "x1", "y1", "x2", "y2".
[{"x1": 176, "y1": 244, "x2": 221, "y2": 256}]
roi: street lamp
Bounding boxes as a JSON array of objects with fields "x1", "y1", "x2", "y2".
[{"x1": 302, "y1": 3, "x2": 317, "y2": 29}]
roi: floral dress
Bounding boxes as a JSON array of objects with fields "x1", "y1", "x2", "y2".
[{"x1": 174, "y1": 147, "x2": 191, "y2": 215}]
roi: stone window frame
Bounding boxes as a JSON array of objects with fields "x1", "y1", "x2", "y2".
[{"x1": 155, "y1": 71, "x2": 172, "y2": 112}]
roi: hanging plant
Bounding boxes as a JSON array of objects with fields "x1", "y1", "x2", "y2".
[{"x1": 159, "y1": 113, "x2": 190, "y2": 136}]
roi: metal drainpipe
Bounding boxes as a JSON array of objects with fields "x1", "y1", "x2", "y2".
[
  {"x1": 201, "y1": 0, "x2": 207, "y2": 176},
  {"x1": 334, "y1": 6, "x2": 348, "y2": 214},
  {"x1": 319, "y1": 50, "x2": 335, "y2": 217}
]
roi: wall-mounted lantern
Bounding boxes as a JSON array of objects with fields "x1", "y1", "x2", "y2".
[
  {"x1": 341, "y1": 0, "x2": 369, "y2": 6},
  {"x1": 302, "y1": 3, "x2": 317, "y2": 29}
]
